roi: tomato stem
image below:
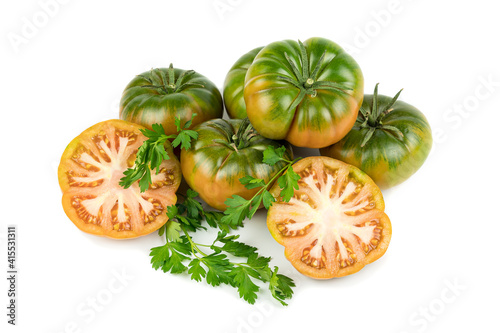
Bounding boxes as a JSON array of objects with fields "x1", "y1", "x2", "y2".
[
  {"x1": 277, "y1": 40, "x2": 353, "y2": 114},
  {"x1": 357, "y1": 84, "x2": 406, "y2": 146},
  {"x1": 212, "y1": 118, "x2": 258, "y2": 152},
  {"x1": 181, "y1": 226, "x2": 208, "y2": 257},
  {"x1": 140, "y1": 64, "x2": 204, "y2": 94}
]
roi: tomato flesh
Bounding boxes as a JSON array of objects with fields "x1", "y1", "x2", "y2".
[
  {"x1": 267, "y1": 157, "x2": 391, "y2": 279},
  {"x1": 58, "y1": 120, "x2": 181, "y2": 239}
]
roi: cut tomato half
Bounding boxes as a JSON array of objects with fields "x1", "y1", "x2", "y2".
[
  {"x1": 58, "y1": 120, "x2": 181, "y2": 239},
  {"x1": 267, "y1": 157, "x2": 391, "y2": 279}
]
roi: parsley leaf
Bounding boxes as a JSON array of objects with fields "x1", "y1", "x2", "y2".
[
  {"x1": 171, "y1": 117, "x2": 198, "y2": 150},
  {"x1": 240, "y1": 175, "x2": 266, "y2": 190},
  {"x1": 262, "y1": 145, "x2": 288, "y2": 165},
  {"x1": 204, "y1": 253, "x2": 233, "y2": 286},
  {"x1": 130, "y1": 124, "x2": 298, "y2": 305},
  {"x1": 188, "y1": 258, "x2": 206, "y2": 282},
  {"x1": 269, "y1": 267, "x2": 296, "y2": 306},
  {"x1": 221, "y1": 145, "x2": 302, "y2": 228},
  {"x1": 262, "y1": 190, "x2": 276, "y2": 209},
  {"x1": 231, "y1": 266, "x2": 261, "y2": 304},
  {"x1": 221, "y1": 195, "x2": 251, "y2": 228},
  {"x1": 184, "y1": 188, "x2": 204, "y2": 218},
  {"x1": 204, "y1": 211, "x2": 227, "y2": 232},
  {"x1": 277, "y1": 165, "x2": 301, "y2": 202},
  {"x1": 119, "y1": 114, "x2": 198, "y2": 192},
  {"x1": 220, "y1": 239, "x2": 258, "y2": 258},
  {"x1": 150, "y1": 237, "x2": 191, "y2": 274},
  {"x1": 151, "y1": 190, "x2": 295, "y2": 305},
  {"x1": 164, "y1": 220, "x2": 182, "y2": 242}
]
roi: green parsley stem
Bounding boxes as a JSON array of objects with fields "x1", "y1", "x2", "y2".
[
  {"x1": 235, "y1": 262, "x2": 265, "y2": 270},
  {"x1": 279, "y1": 157, "x2": 295, "y2": 164},
  {"x1": 258, "y1": 157, "x2": 301, "y2": 195},
  {"x1": 181, "y1": 227, "x2": 266, "y2": 271},
  {"x1": 181, "y1": 226, "x2": 208, "y2": 258}
]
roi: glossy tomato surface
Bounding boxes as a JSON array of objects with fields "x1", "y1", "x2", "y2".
[
  {"x1": 267, "y1": 156, "x2": 391, "y2": 279},
  {"x1": 58, "y1": 119, "x2": 181, "y2": 239},
  {"x1": 181, "y1": 118, "x2": 293, "y2": 211},
  {"x1": 120, "y1": 66, "x2": 223, "y2": 135},
  {"x1": 244, "y1": 37, "x2": 364, "y2": 148},
  {"x1": 320, "y1": 86, "x2": 432, "y2": 188},
  {"x1": 223, "y1": 46, "x2": 263, "y2": 119}
]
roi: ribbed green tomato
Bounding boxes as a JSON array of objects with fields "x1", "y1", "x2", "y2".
[
  {"x1": 180, "y1": 118, "x2": 293, "y2": 211},
  {"x1": 120, "y1": 65, "x2": 223, "y2": 136},
  {"x1": 223, "y1": 47, "x2": 263, "y2": 119},
  {"x1": 244, "y1": 37, "x2": 364, "y2": 148},
  {"x1": 320, "y1": 85, "x2": 432, "y2": 189}
]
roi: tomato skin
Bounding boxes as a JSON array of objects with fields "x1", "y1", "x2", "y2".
[
  {"x1": 180, "y1": 118, "x2": 293, "y2": 211},
  {"x1": 58, "y1": 119, "x2": 181, "y2": 239},
  {"x1": 320, "y1": 94, "x2": 432, "y2": 189},
  {"x1": 119, "y1": 67, "x2": 223, "y2": 135},
  {"x1": 223, "y1": 47, "x2": 263, "y2": 119},
  {"x1": 267, "y1": 156, "x2": 391, "y2": 279},
  {"x1": 244, "y1": 37, "x2": 364, "y2": 148}
]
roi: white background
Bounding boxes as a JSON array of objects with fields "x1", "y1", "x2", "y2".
[{"x1": 1, "y1": 0, "x2": 499, "y2": 332}]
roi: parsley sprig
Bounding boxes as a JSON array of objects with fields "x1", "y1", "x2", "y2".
[
  {"x1": 221, "y1": 146, "x2": 302, "y2": 228},
  {"x1": 119, "y1": 117, "x2": 300, "y2": 305},
  {"x1": 119, "y1": 114, "x2": 198, "y2": 192},
  {"x1": 151, "y1": 189, "x2": 295, "y2": 305}
]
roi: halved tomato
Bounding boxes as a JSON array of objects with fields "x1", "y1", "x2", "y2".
[
  {"x1": 58, "y1": 120, "x2": 181, "y2": 239},
  {"x1": 267, "y1": 157, "x2": 391, "y2": 279}
]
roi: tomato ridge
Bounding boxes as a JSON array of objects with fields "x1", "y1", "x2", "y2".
[
  {"x1": 139, "y1": 64, "x2": 205, "y2": 95},
  {"x1": 276, "y1": 40, "x2": 354, "y2": 115}
]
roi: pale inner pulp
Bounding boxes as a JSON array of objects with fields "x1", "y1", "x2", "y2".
[
  {"x1": 275, "y1": 169, "x2": 383, "y2": 270},
  {"x1": 66, "y1": 128, "x2": 173, "y2": 232}
]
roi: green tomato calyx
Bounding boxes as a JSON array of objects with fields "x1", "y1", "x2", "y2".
[
  {"x1": 139, "y1": 64, "x2": 204, "y2": 95},
  {"x1": 276, "y1": 40, "x2": 353, "y2": 113},
  {"x1": 358, "y1": 83, "x2": 405, "y2": 147},
  {"x1": 212, "y1": 118, "x2": 258, "y2": 152}
]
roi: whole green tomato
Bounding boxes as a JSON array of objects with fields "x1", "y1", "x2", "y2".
[
  {"x1": 181, "y1": 118, "x2": 292, "y2": 210},
  {"x1": 120, "y1": 64, "x2": 223, "y2": 135},
  {"x1": 244, "y1": 37, "x2": 364, "y2": 148},
  {"x1": 320, "y1": 84, "x2": 432, "y2": 188}
]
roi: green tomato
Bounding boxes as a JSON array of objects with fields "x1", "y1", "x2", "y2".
[
  {"x1": 223, "y1": 47, "x2": 263, "y2": 119},
  {"x1": 320, "y1": 84, "x2": 432, "y2": 189},
  {"x1": 244, "y1": 37, "x2": 364, "y2": 148},
  {"x1": 180, "y1": 118, "x2": 293, "y2": 210},
  {"x1": 120, "y1": 64, "x2": 223, "y2": 135}
]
